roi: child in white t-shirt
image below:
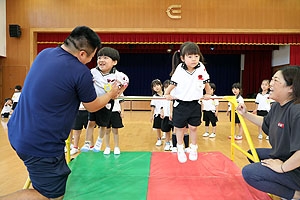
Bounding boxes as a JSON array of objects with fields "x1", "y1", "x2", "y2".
[
  {"x1": 165, "y1": 42, "x2": 211, "y2": 163},
  {"x1": 150, "y1": 79, "x2": 163, "y2": 146},
  {"x1": 202, "y1": 83, "x2": 219, "y2": 138},
  {"x1": 227, "y1": 82, "x2": 244, "y2": 140},
  {"x1": 1, "y1": 98, "x2": 13, "y2": 118}
]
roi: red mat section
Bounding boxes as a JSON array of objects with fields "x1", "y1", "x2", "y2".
[{"x1": 147, "y1": 152, "x2": 271, "y2": 200}]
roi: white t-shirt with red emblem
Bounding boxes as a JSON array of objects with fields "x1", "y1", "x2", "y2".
[{"x1": 170, "y1": 62, "x2": 210, "y2": 101}]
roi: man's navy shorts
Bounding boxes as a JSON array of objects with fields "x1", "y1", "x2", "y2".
[{"x1": 17, "y1": 151, "x2": 71, "y2": 198}]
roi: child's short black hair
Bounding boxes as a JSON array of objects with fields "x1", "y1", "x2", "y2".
[
  {"x1": 5, "y1": 98, "x2": 12, "y2": 102},
  {"x1": 97, "y1": 47, "x2": 120, "y2": 62},
  {"x1": 209, "y1": 83, "x2": 216, "y2": 92},
  {"x1": 163, "y1": 80, "x2": 171, "y2": 88},
  {"x1": 151, "y1": 79, "x2": 162, "y2": 95},
  {"x1": 15, "y1": 85, "x2": 22, "y2": 91},
  {"x1": 232, "y1": 82, "x2": 241, "y2": 89}
]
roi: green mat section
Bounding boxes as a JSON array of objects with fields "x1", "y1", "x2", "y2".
[{"x1": 64, "y1": 151, "x2": 152, "y2": 200}]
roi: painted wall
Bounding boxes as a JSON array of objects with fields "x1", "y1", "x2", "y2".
[{"x1": 2, "y1": 0, "x2": 300, "y2": 104}]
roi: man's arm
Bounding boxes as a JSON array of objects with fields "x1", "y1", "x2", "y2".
[{"x1": 83, "y1": 82, "x2": 121, "y2": 112}]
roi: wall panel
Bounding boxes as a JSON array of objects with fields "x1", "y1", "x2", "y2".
[{"x1": 3, "y1": 0, "x2": 300, "y2": 103}]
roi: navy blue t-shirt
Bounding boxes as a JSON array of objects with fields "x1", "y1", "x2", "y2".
[{"x1": 8, "y1": 47, "x2": 97, "y2": 157}]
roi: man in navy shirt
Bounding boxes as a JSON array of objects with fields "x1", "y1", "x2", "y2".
[{"x1": 3, "y1": 26, "x2": 121, "y2": 200}]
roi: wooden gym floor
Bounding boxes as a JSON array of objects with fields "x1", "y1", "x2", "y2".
[{"x1": 0, "y1": 111, "x2": 276, "y2": 198}]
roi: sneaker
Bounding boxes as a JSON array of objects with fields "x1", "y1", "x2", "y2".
[
  {"x1": 64, "y1": 143, "x2": 74, "y2": 152},
  {"x1": 155, "y1": 139, "x2": 162, "y2": 146},
  {"x1": 235, "y1": 135, "x2": 243, "y2": 140},
  {"x1": 114, "y1": 147, "x2": 120, "y2": 155},
  {"x1": 92, "y1": 137, "x2": 103, "y2": 152},
  {"x1": 80, "y1": 142, "x2": 91, "y2": 152},
  {"x1": 258, "y1": 133, "x2": 263, "y2": 140},
  {"x1": 171, "y1": 147, "x2": 177, "y2": 153},
  {"x1": 189, "y1": 144, "x2": 198, "y2": 161},
  {"x1": 184, "y1": 147, "x2": 191, "y2": 153},
  {"x1": 266, "y1": 136, "x2": 269, "y2": 140},
  {"x1": 70, "y1": 147, "x2": 79, "y2": 156},
  {"x1": 104, "y1": 147, "x2": 111, "y2": 155},
  {"x1": 161, "y1": 133, "x2": 166, "y2": 140},
  {"x1": 209, "y1": 133, "x2": 216, "y2": 138},
  {"x1": 164, "y1": 142, "x2": 171, "y2": 151},
  {"x1": 202, "y1": 132, "x2": 209, "y2": 137},
  {"x1": 177, "y1": 144, "x2": 187, "y2": 163}
]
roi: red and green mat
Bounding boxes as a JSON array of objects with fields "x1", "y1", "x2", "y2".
[{"x1": 64, "y1": 151, "x2": 271, "y2": 200}]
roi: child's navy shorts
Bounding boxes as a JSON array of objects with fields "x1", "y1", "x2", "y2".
[
  {"x1": 16, "y1": 151, "x2": 71, "y2": 198},
  {"x1": 172, "y1": 100, "x2": 201, "y2": 128}
]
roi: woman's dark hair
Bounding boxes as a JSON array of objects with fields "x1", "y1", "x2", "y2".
[
  {"x1": 97, "y1": 47, "x2": 120, "y2": 62},
  {"x1": 279, "y1": 65, "x2": 300, "y2": 104},
  {"x1": 64, "y1": 26, "x2": 101, "y2": 56},
  {"x1": 151, "y1": 79, "x2": 162, "y2": 95},
  {"x1": 170, "y1": 42, "x2": 205, "y2": 76}
]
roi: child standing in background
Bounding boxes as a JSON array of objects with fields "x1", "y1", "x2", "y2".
[
  {"x1": 202, "y1": 83, "x2": 219, "y2": 138},
  {"x1": 227, "y1": 82, "x2": 244, "y2": 140},
  {"x1": 165, "y1": 42, "x2": 211, "y2": 163},
  {"x1": 104, "y1": 97, "x2": 125, "y2": 155},
  {"x1": 70, "y1": 102, "x2": 88, "y2": 155},
  {"x1": 253, "y1": 79, "x2": 273, "y2": 140},
  {"x1": 150, "y1": 79, "x2": 163, "y2": 146},
  {"x1": 161, "y1": 80, "x2": 173, "y2": 151},
  {"x1": 11, "y1": 85, "x2": 22, "y2": 111},
  {"x1": 1, "y1": 98, "x2": 13, "y2": 118}
]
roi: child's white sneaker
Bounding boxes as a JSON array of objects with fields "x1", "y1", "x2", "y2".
[
  {"x1": 164, "y1": 142, "x2": 171, "y2": 151},
  {"x1": 114, "y1": 147, "x2": 120, "y2": 155},
  {"x1": 70, "y1": 147, "x2": 79, "y2": 155},
  {"x1": 184, "y1": 147, "x2": 191, "y2": 153},
  {"x1": 258, "y1": 133, "x2": 263, "y2": 139},
  {"x1": 104, "y1": 147, "x2": 111, "y2": 155},
  {"x1": 189, "y1": 144, "x2": 198, "y2": 161},
  {"x1": 64, "y1": 143, "x2": 74, "y2": 152},
  {"x1": 155, "y1": 139, "x2": 162, "y2": 146},
  {"x1": 161, "y1": 133, "x2": 166, "y2": 140},
  {"x1": 202, "y1": 132, "x2": 209, "y2": 137},
  {"x1": 80, "y1": 142, "x2": 91, "y2": 152},
  {"x1": 177, "y1": 144, "x2": 187, "y2": 163},
  {"x1": 209, "y1": 133, "x2": 216, "y2": 138},
  {"x1": 92, "y1": 137, "x2": 103, "y2": 152},
  {"x1": 171, "y1": 147, "x2": 177, "y2": 153},
  {"x1": 266, "y1": 136, "x2": 269, "y2": 140},
  {"x1": 235, "y1": 135, "x2": 243, "y2": 140}
]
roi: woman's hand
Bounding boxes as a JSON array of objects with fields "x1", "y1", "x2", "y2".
[
  {"x1": 236, "y1": 103, "x2": 247, "y2": 116},
  {"x1": 261, "y1": 159, "x2": 284, "y2": 173}
]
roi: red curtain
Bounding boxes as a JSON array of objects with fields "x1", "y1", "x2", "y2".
[
  {"x1": 37, "y1": 33, "x2": 300, "y2": 45},
  {"x1": 242, "y1": 51, "x2": 272, "y2": 97},
  {"x1": 290, "y1": 45, "x2": 300, "y2": 65}
]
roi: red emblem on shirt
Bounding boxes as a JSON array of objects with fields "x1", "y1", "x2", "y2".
[
  {"x1": 278, "y1": 123, "x2": 284, "y2": 128},
  {"x1": 198, "y1": 75, "x2": 203, "y2": 80}
]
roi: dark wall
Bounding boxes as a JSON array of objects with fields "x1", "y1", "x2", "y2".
[{"x1": 118, "y1": 53, "x2": 241, "y2": 96}]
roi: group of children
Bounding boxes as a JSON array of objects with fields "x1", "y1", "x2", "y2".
[
  {"x1": 149, "y1": 42, "x2": 274, "y2": 163},
  {"x1": 2, "y1": 42, "x2": 273, "y2": 164},
  {"x1": 1, "y1": 85, "x2": 22, "y2": 118}
]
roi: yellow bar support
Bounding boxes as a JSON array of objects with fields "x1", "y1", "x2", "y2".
[
  {"x1": 23, "y1": 177, "x2": 31, "y2": 189},
  {"x1": 66, "y1": 133, "x2": 71, "y2": 164},
  {"x1": 224, "y1": 96, "x2": 260, "y2": 163}
]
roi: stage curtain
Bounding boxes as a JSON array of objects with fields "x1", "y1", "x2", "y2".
[
  {"x1": 243, "y1": 51, "x2": 272, "y2": 98},
  {"x1": 290, "y1": 45, "x2": 300, "y2": 65}
]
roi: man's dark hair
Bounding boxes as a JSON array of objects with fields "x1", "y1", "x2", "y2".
[{"x1": 64, "y1": 26, "x2": 101, "y2": 56}]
